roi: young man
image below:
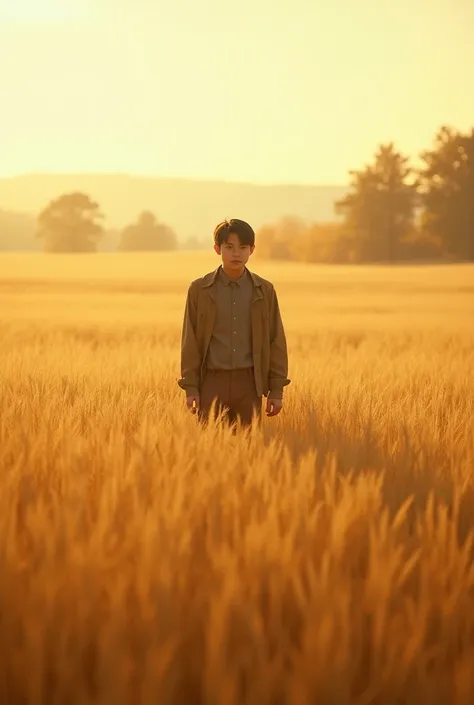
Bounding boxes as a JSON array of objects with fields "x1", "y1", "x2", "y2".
[{"x1": 178, "y1": 218, "x2": 290, "y2": 427}]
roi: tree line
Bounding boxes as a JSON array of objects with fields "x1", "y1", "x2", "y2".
[
  {"x1": 36, "y1": 195, "x2": 179, "y2": 253},
  {"x1": 257, "y1": 125, "x2": 474, "y2": 263},
  {"x1": 33, "y1": 124, "x2": 473, "y2": 261}
]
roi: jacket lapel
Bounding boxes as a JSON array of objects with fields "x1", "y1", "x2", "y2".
[
  {"x1": 250, "y1": 276, "x2": 263, "y2": 358},
  {"x1": 200, "y1": 268, "x2": 218, "y2": 360}
]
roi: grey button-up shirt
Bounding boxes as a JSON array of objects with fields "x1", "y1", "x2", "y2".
[{"x1": 205, "y1": 266, "x2": 254, "y2": 370}]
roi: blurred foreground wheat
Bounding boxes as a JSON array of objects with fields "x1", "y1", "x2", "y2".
[{"x1": 1, "y1": 253, "x2": 474, "y2": 705}]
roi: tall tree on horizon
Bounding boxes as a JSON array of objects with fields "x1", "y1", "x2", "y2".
[
  {"x1": 118, "y1": 211, "x2": 177, "y2": 251},
  {"x1": 418, "y1": 126, "x2": 474, "y2": 261},
  {"x1": 37, "y1": 192, "x2": 105, "y2": 253},
  {"x1": 335, "y1": 144, "x2": 417, "y2": 262}
]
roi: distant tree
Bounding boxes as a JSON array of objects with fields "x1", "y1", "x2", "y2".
[
  {"x1": 291, "y1": 222, "x2": 356, "y2": 263},
  {"x1": 335, "y1": 144, "x2": 417, "y2": 262},
  {"x1": 256, "y1": 217, "x2": 360, "y2": 264},
  {"x1": 397, "y1": 228, "x2": 443, "y2": 261},
  {"x1": 256, "y1": 216, "x2": 307, "y2": 260},
  {"x1": 118, "y1": 211, "x2": 177, "y2": 251},
  {"x1": 418, "y1": 126, "x2": 474, "y2": 261},
  {"x1": 37, "y1": 192, "x2": 105, "y2": 253}
]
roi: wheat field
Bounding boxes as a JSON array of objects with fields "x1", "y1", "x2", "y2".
[{"x1": 1, "y1": 252, "x2": 474, "y2": 705}]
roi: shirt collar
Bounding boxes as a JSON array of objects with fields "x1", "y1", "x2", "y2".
[{"x1": 218, "y1": 265, "x2": 248, "y2": 287}]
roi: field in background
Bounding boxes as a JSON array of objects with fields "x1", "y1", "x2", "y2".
[{"x1": 1, "y1": 253, "x2": 474, "y2": 704}]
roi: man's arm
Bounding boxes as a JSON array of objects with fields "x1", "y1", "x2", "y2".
[
  {"x1": 268, "y1": 286, "x2": 290, "y2": 400},
  {"x1": 177, "y1": 283, "x2": 201, "y2": 398}
]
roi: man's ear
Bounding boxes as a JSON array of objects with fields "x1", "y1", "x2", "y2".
[
  {"x1": 214, "y1": 244, "x2": 221, "y2": 255},
  {"x1": 250, "y1": 245, "x2": 255, "y2": 255}
]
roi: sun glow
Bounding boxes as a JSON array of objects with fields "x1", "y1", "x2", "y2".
[{"x1": 0, "y1": 0, "x2": 84, "y2": 22}]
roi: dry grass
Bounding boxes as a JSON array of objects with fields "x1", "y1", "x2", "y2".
[{"x1": 1, "y1": 252, "x2": 474, "y2": 705}]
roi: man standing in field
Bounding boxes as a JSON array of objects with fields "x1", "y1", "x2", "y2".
[{"x1": 178, "y1": 218, "x2": 290, "y2": 428}]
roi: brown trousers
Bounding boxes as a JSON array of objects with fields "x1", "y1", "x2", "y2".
[{"x1": 198, "y1": 367, "x2": 262, "y2": 428}]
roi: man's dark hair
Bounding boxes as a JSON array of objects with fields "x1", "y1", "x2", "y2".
[{"x1": 213, "y1": 218, "x2": 255, "y2": 247}]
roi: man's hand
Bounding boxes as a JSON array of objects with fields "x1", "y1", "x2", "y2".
[
  {"x1": 186, "y1": 395, "x2": 200, "y2": 414},
  {"x1": 266, "y1": 397, "x2": 283, "y2": 417}
]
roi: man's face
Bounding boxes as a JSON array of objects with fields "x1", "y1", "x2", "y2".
[{"x1": 214, "y1": 232, "x2": 255, "y2": 270}]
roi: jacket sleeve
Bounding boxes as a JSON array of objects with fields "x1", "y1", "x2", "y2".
[
  {"x1": 268, "y1": 287, "x2": 290, "y2": 399},
  {"x1": 177, "y1": 284, "x2": 201, "y2": 397}
]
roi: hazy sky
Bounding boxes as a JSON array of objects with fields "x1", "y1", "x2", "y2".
[{"x1": 1, "y1": 0, "x2": 472, "y2": 184}]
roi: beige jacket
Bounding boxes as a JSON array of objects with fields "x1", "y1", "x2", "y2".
[{"x1": 178, "y1": 266, "x2": 290, "y2": 398}]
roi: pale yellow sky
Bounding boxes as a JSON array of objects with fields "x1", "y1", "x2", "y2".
[{"x1": 0, "y1": 0, "x2": 472, "y2": 185}]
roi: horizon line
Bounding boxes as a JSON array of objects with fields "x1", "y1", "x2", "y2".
[{"x1": 0, "y1": 171, "x2": 349, "y2": 189}]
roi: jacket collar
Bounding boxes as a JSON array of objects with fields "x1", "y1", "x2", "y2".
[{"x1": 201, "y1": 265, "x2": 263, "y2": 290}]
